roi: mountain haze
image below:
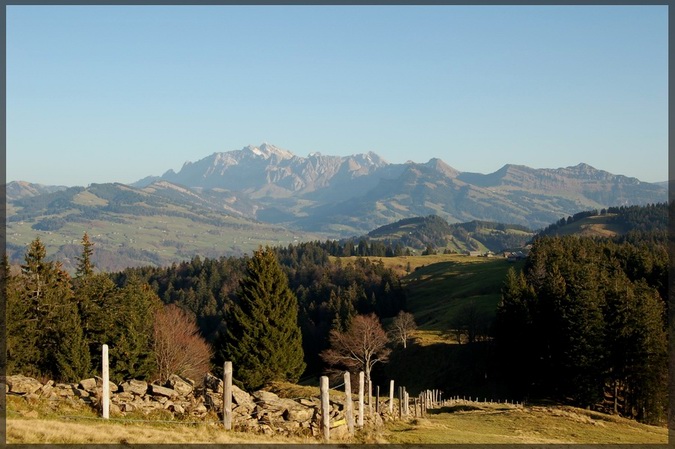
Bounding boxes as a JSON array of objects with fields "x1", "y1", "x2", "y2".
[
  {"x1": 6, "y1": 143, "x2": 666, "y2": 270},
  {"x1": 131, "y1": 144, "x2": 665, "y2": 233}
]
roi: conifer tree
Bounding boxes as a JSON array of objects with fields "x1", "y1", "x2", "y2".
[
  {"x1": 217, "y1": 247, "x2": 305, "y2": 390},
  {"x1": 107, "y1": 277, "x2": 162, "y2": 382},
  {"x1": 74, "y1": 273, "x2": 119, "y2": 372},
  {"x1": 9, "y1": 238, "x2": 90, "y2": 381},
  {"x1": 75, "y1": 232, "x2": 95, "y2": 278}
]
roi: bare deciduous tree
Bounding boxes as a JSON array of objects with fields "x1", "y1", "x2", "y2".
[
  {"x1": 321, "y1": 313, "x2": 391, "y2": 386},
  {"x1": 153, "y1": 304, "x2": 213, "y2": 383},
  {"x1": 389, "y1": 310, "x2": 417, "y2": 349}
]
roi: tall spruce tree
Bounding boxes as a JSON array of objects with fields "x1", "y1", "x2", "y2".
[
  {"x1": 9, "y1": 238, "x2": 90, "y2": 381},
  {"x1": 216, "y1": 247, "x2": 305, "y2": 390},
  {"x1": 107, "y1": 276, "x2": 162, "y2": 382},
  {"x1": 75, "y1": 232, "x2": 95, "y2": 278}
]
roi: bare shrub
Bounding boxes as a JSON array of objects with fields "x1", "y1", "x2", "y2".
[
  {"x1": 153, "y1": 304, "x2": 213, "y2": 383},
  {"x1": 321, "y1": 313, "x2": 391, "y2": 385},
  {"x1": 389, "y1": 310, "x2": 417, "y2": 348}
]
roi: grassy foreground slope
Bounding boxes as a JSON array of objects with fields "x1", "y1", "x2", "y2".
[
  {"x1": 7, "y1": 392, "x2": 667, "y2": 444},
  {"x1": 368, "y1": 403, "x2": 668, "y2": 444}
]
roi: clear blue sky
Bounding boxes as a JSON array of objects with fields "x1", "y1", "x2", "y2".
[{"x1": 7, "y1": 5, "x2": 668, "y2": 186}]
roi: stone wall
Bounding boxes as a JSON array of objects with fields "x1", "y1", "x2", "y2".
[{"x1": 5, "y1": 373, "x2": 388, "y2": 439}]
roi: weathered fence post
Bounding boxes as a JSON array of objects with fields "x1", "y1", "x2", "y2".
[
  {"x1": 376, "y1": 385, "x2": 380, "y2": 414},
  {"x1": 389, "y1": 380, "x2": 394, "y2": 414},
  {"x1": 403, "y1": 388, "x2": 408, "y2": 416},
  {"x1": 398, "y1": 386, "x2": 403, "y2": 418},
  {"x1": 102, "y1": 344, "x2": 109, "y2": 419},
  {"x1": 223, "y1": 361, "x2": 232, "y2": 430},
  {"x1": 320, "y1": 376, "x2": 330, "y2": 442},
  {"x1": 358, "y1": 371, "x2": 365, "y2": 427},
  {"x1": 368, "y1": 378, "x2": 372, "y2": 415},
  {"x1": 344, "y1": 371, "x2": 354, "y2": 436}
]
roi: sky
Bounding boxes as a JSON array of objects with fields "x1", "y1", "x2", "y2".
[{"x1": 6, "y1": 5, "x2": 669, "y2": 186}]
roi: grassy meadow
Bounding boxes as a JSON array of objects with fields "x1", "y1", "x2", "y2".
[{"x1": 7, "y1": 393, "x2": 668, "y2": 444}]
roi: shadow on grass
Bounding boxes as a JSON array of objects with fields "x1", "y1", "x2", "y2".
[{"x1": 428, "y1": 405, "x2": 482, "y2": 414}]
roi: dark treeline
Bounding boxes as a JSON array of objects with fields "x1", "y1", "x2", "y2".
[
  {"x1": 6, "y1": 237, "x2": 161, "y2": 384},
  {"x1": 7, "y1": 237, "x2": 407, "y2": 385},
  {"x1": 112, "y1": 241, "x2": 407, "y2": 375},
  {"x1": 494, "y1": 230, "x2": 668, "y2": 424},
  {"x1": 539, "y1": 202, "x2": 668, "y2": 236}
]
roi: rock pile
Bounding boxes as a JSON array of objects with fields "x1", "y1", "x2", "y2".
[{"x1": 5, "y1": 373, "x2": 386, "y2": 439}]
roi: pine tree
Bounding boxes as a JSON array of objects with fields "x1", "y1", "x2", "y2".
[
  {"x1": 6, "y1": 252, "x2": 40, "y2": 376},
  {"x1": 217, "y1": 247, "x2": 305, "y2": 390},
  {"x1": 10, "y1": 238, "x2": 90, "y2": 381},
  {"x1": 75, "y1": 232, "x2": 95, "y2": 278},
  {"x1": 74, "y1": 273, "x2": 119, "y2": 373},
  {"x1": 107, "y1": 277, "x2": 162, "y2": 382},
  {"x1": 494, "y1": 267, "x2": 535, "y2": 396}
]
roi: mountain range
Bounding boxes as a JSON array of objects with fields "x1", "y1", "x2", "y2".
[
  {"x1": 133, "y1": 143, "x2": 665, "y2": 232},
  {"x1": 6, "y1": 143, "x2": 667, "y2": 271}
]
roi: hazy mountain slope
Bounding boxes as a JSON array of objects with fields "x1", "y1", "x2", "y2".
[
  {"x1": 126, "y1": 144, "x2": 665, "y2": 234},
  {"x1": 6, "y1": 181, "x2": 317, "y2": 272},
  {"x1": 6, "y1": 181, "x2": 69, "y2": 201},
  {"x1": 6, "y1": 144, "x2": 667, "y2": 269},
  {"x1": 365, "y1": 215, "x2": 534, "y2": 254}
]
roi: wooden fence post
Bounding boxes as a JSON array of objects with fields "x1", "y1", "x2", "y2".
[
  {"x1": 223, "y1": 361, "x2": 232, "y2": 430},
  {"x1": 102, "y1": 344, "x2": 109, "y2": 419},
  {"x1": 389, "y1": 380, "x2": 394, "y2": 414},
  {"x1": 344, "y1": 372, "x2": 354, "y2": 436},
  {"x1": 376, "y1": 385, "x2": 380, "y2": 414},
  {"x1": 398, "y1": 387, "x2": 403, "y2": 418},
  {"x1": 320, "y1": 376, "x2": 330, "y2": 442},
  {"x1": 368, "y1": 378, "x2": 372, "y2": 415},
  {"x1": 358, "y1": 371, "x2": 365, "y2": 427},
  {"x1": 404, "y1": 389, "x2": 409, "y2": 416}
]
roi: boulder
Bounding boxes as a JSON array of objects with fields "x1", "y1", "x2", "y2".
[
  {"x1": 298, "y1": 398, "x2": 319, "y2": 407},
  {"x1": 166, "y1": 375, "x2": 193, "y2": 396},
  {"x1": 38, "y1": 380, "x2": 54, "y2": 398},
  {"x1": 330, "y1": 420, "x2": 351, "y2": 440},
  {"x1": 169, "y1": 403, "x2": 185, "y2": 414},
  {"x1": 54, "y1": 384, "x2": 77, "y2": 397},
  {"x1": 192, "y1": 404, "x2": 208, "y2": 414},
  {"x1": 120, "y1": 403, "x2": 136, "y2": 413},
  {"x1": 204, "y1": 391, "x2": 222, "y2": 410},
  {"x1": 79, "y1": 378, "x2": 98, "y2": 392},
  {"x1": 114, "y1": 391, "x2": 135, "y2": 401},
  {"x1": 204, "y1": 373, "x2": 223, "y2": 392},
  {"x1": 6, "y1": 375, "x2": 42, "y2": 395},
  {"x1": 232, "y1": 384, "x2": 255, "y2": 410},
  {"x1": 74, "y1": 388, "x2": 90, "y2": 398},
  {"x1": 110, "y1": 403, "x2": 121, "y2": 415},
  {"x1": 150, "y1": 384, "x2": 178, "y2": 398},
  {"x1": 120, "y1": 379, "x2": 148, "y2": 396},
  {"x1": 252, "y1": 390, "x2": 280, "y2": 405},
  {"x1": 94, "y1": 376, "x2": 118, "y2": 393},
  {"x1": 282, "y1": 403, "x2": 315, "y2": 423}
]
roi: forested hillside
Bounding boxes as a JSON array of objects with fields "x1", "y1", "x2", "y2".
[
  {"x1": 5, "y1": 203, "x2": 669, "y2": 425},
  {"x1": 537, "y1": 203, "x2": 667, "y2": 239},
  {"x1": 494, "y1": 231, "x2": 668, "y2": 424}
]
